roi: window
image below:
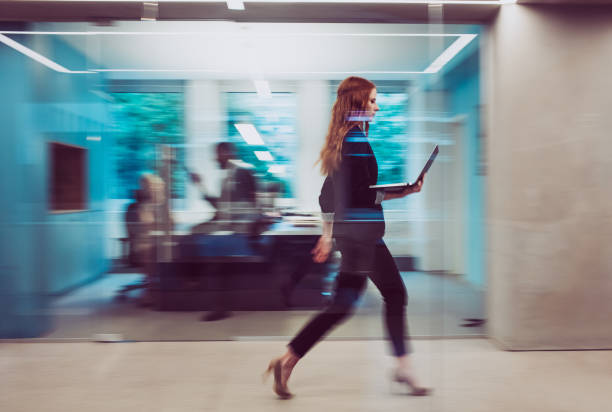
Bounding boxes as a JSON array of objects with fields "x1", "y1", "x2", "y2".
[
  {"x1": 225, "y1": 92, "x2": 298, "y2": 197},
  {"x1": 368, "y1": 92, "x2": 410, "y2": 184},
  {"x1": 110, "y1": 92, "x2": 185, "y2": 199}
]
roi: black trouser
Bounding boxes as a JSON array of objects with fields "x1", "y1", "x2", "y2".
[{"x1": 289, "y1": 238, "x2": 410, "y2": 358}]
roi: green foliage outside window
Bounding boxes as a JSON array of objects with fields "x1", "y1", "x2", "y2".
[
  {"x1": 111, "y1": 93, "x2": 185, "y2": 199},
  {"x1": 367, "y1": 92, "x2": 410, "y2": 184},
  {"x1": 226, "y1": 92, "x2": 298, "y2": 197}
]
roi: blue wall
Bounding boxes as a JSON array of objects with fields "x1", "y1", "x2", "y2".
[{"x1": 0, "y1": 30, "x2": 111, "y2": 337}]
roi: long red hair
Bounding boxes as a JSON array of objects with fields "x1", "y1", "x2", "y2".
[{"x1": 318, "y1": 76, "x2": 376, "y2": 175}]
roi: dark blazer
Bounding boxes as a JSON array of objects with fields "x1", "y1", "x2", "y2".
[
  {"x1": 205, "y1": 166, "x2": 256, "y2": 209},
  {"x1": 319, "y1": 126, "x2": 385, "y2": 241}
]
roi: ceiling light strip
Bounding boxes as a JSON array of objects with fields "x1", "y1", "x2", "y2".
[
  {"x1": 0, "y1": 31, "x2": 476, "y2": 37},
  {"x1": 0, "y1": 31, "x2": 478, "y2": 75},
  {"x1": 423, "y1": 33, "x2": 476, "y2": 73},
  {"x1": 0, "y1": 33, "x2": 92, "y2": 73},
  {"x1": 237, "y1": 0, "x2": 514, "y2": 3},
  {"x1": 38, "y1": 0, "x2": 516, "y2": 4},
  {"x1": 92, "y1": 69, "x2": 428, "y2": 74}
]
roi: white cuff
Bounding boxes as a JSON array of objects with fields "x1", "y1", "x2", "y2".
[
  {"x1": 375, "y1": 190, "x2": 385, "y2": 205},
  {"x1": 321, "y1": 212, "x2": 335, "y2": 223}
]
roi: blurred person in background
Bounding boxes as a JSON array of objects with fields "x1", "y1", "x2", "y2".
[
  {"x1": 187, "y1": 142, "x2": 261, "y2": 321},
  {"x1": 188, "y1": 141, "x2": 258, "y2": 234},
  {"x1": 125, "y1": 173, "x2": 171, "y2": 305},
  {"x1": 264, "y1": 76, "x2": 430, "y2": 399}
]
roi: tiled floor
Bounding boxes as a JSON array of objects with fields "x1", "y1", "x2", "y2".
[
  {"x1": 44, "y1": 271, "x2": 485, "y2": 341},
  {"x1": 1, "y1": 339, "x2": 610, "y2": 412}
]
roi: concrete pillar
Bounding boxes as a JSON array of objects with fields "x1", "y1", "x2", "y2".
[
  {"x1": 486, "y1": 5, "x2": 612, "y2": 349},
  {"x1": 184, "y1": 80, "x2": 226, "y2": 217},
  {"x1": 295, "y1": 80, "x2": 331, "y2": 212}
]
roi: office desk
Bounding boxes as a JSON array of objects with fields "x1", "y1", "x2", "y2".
[{"x1": 153, "y1": 221, "x2": 336, "y2": 311}]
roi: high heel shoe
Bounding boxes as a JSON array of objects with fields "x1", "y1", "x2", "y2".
[
  {"x1": 263, "y1": 359, "x2": 293, "y2": 399},
  {"x1": 392, "y1": 371, "x2": 431, "y2": 396}
]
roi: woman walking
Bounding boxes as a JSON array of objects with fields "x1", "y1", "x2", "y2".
[{"x1": 265, "y1": 76, "x2": 430, "y2": 399}]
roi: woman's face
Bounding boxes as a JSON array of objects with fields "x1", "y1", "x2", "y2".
[{"x1": 365, "y1": 88, "x2": 379, "y2": 121}]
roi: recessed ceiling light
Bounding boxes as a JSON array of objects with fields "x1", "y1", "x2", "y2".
[
  {"x1": 255, "y1": 151, "x2": 274, "y2": 161},
  {"x1": 268, "y1": 165, "x2": 286, "y2": 175},
  {"x1": 235, "y1": 124, "x2": 265, "y2": 145},
  {"x1": 141, "y1": 2, "x2": 159, "y2": 21},
  {"x1": 226, "y1": 0, "x2": 245, "y2": 10}
]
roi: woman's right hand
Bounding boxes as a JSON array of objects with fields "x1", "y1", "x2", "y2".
[{"x1": 311, "y1": 235, "x2": 333, "y2": 263}]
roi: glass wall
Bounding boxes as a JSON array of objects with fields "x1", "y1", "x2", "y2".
[{"x1": 0, "y1": 21, "x2": 485, "y2": 342}]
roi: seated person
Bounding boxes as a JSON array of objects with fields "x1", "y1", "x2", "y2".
[
  {"x1": 125, "y1": 188, "x2": 151, "y2": 268},
  {"x1": 124, "y1": 173, "x2": 171, "y2": 305}
]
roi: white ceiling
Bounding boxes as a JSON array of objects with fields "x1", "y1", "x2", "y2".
[{"x1": 27, "y1": 21, "x2": 481, "y2": 80}]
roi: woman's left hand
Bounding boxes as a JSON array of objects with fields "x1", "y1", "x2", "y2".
[
  {"x1": 405, "y1": 175, "x2": 424, "y2": 195},
  {"x1": 384, "y1": 174, "x2": 425, "y2": 201}
]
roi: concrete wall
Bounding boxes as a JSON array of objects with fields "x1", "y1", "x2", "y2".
[{"x1": 486, "y1": 5, "x2": 612, "y2": 349}]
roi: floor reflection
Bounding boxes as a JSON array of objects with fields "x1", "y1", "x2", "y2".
[{"x1": 45, "y1": 271, "x2": 485, "y2": 341}]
